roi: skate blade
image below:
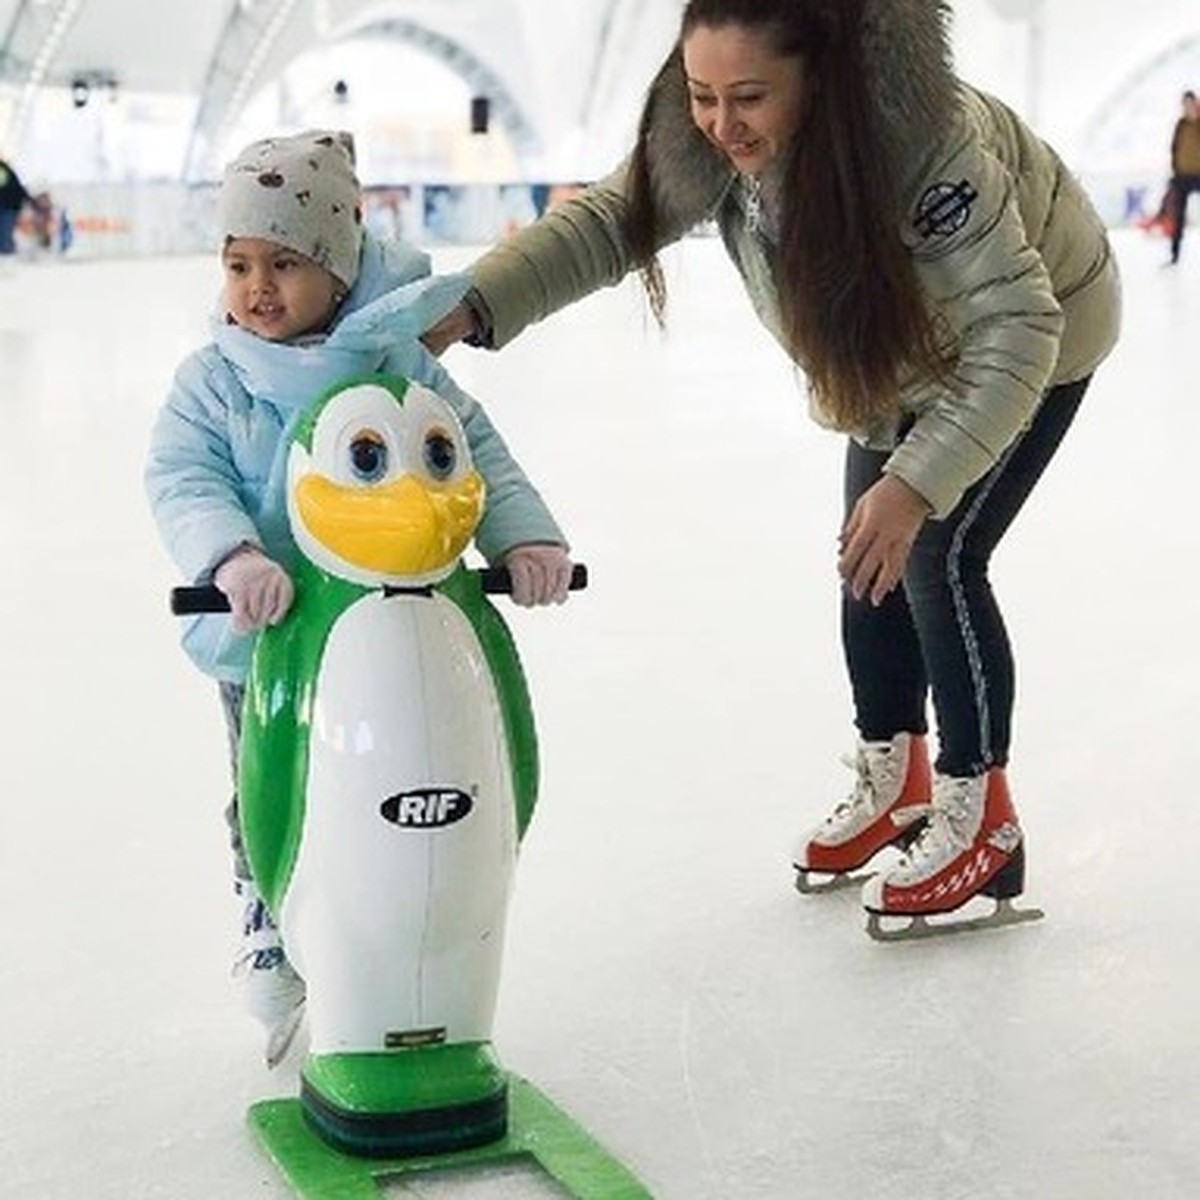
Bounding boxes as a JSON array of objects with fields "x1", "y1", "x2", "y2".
[
  {"x1": 794, "y1": 865, "x2": 868, "y2": 895},
  {"x1": 865, "y1": 897, "x2": 1045, "y2": 943},
  {"x1": 265, "y1": 999, "x2": 307, "y2": 1069}
]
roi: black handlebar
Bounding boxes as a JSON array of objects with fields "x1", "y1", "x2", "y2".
[{"x1": 170, "y1": 563, "x2": 589, "y2": 615}]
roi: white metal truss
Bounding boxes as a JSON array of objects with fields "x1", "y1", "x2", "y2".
[
  {"x1": 183, "y1": 4, "x2": 540, "y2": 181},
  {"x1": 0, "y1": 0, "x2": 85, "y2": 147},
  {"x1": 1079, "y1": 33, "x2": 1200, "y2": 172},
  {"x1": 355, "y1": 15, "x2": 538, "y2": 154},
  {"x1": 182, "y1": 0, "x2": 302, "y2": 182}
]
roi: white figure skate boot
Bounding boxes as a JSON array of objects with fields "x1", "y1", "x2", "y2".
[
  {"x1": 861, "y1": 767, "x2": 1045, "y2": 941},
  {"x1": 793, "y1": 732, "x2": 931, "y2": 893},
  {"x1": 233, "y1": 879, "x2": 306, "y2": 1066}
]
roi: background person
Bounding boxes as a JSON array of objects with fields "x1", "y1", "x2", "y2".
[
  {"x1": 0, "y1": 154, "x2": 32, "y2": 263},
  {"x1": 1167, "y1": 89, "x2": 1200, "y2": 265}
]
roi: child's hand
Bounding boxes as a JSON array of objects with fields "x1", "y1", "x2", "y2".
[
  {"x1": 214, "y1": 546, "x2": 295, "y2": 633},
  {"x1": 503, "y1": 544, "x2": 573, "y2": 608}
]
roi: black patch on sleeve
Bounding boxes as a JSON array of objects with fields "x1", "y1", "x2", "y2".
[{"x1": 914, "y1": 180, "x2": 979, "y2": 239}]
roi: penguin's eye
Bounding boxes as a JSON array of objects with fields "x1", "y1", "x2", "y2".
[
  {"x1": 349, "y1": 430, "x2": 388, "y2": 483},
  {"x1": 423, "y1": 428, "x2": 457, "y2": 481}
]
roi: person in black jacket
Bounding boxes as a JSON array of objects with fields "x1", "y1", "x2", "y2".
[{"x1": 0, "y1": 156, "x2": 32, "y2": 258}]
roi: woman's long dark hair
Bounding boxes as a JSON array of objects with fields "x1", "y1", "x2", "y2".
[{"x1": 627, "y1": 0, "x2": 951, "y2": 431}]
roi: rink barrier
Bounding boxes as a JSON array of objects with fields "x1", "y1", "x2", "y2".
[
  {"x1": 19, "y1": 181, "x2": 602, "y2": 261},
  {"x1": 16, "y1": 171, "x2": 1155, "y2": 264}
]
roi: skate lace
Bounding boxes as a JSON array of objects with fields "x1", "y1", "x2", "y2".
[
  {"x1": 828, "y1": 744, "x2": 897, "y2": 822},
  {"x1": 891, "y1": 777, "x2": 978, "y2": 868}
]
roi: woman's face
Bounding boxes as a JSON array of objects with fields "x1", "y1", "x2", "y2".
[{"x1": 682, "y1": 22, "x2": 806, "y2": 176}]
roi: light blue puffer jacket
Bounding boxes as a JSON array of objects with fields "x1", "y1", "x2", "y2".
[{"x1": 145, "y1": 230, "x2": 566, "y2": 683}]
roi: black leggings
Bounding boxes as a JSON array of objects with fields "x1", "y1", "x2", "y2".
[
  {"x1": 841, "y1": 377, "x2": 1090, "y2": 777},
  {"x1": 1169, "y1": 174, "x2": 1200, "y2": 262}
]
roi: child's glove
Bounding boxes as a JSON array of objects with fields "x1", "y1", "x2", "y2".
[
  {"x1": 503, "y1": 544, "x2": 573, "y2": 608},
  {"x1": 214, "y1": 545, "x2": 295, "y2": 633}
]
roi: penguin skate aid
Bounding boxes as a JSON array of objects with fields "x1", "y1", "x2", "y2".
[
  {"x1": 170, "y1": 373, "x2": 652, "y2": 1200},
  {"x1": 792, "y1": 733, "x2": 1044, "y2": 942}
]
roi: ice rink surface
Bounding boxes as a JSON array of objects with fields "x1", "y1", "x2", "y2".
[{"x1": 0, "y1": 227, "x2": 1196, "y2": 1199}]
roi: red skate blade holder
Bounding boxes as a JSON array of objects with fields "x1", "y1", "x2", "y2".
[{"x1": 794, "y1": 845, "x2": 908, "y2": 896}]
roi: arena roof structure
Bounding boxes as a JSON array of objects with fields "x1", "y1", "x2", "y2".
[{"x1": 0, "y1": 0, "x2": 1198, "y2": 182}]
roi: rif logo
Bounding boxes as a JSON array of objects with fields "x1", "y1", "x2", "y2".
[
  {"x1": 914, "y1": 180, "x2": 978, "y2": 239},
  {"x1": 380, "y1": 788, "x2": 474, "y2": 829}
]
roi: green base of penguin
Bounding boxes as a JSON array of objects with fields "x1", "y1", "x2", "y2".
[
  {"x1": 300, "y1": 1042, "x2": 508, "y2": 1158},
  {"x1": 250, "y1": 1071, "x2": 654, "y2": 1199}
]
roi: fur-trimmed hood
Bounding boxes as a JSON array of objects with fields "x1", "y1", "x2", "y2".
[{"x1": 642, "y1": 0, "x2": 959, "y2": 218}]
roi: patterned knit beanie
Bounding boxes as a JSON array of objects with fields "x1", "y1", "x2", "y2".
[{"x1": 219, "y1": 129, "x2": 363, "y2": 289}]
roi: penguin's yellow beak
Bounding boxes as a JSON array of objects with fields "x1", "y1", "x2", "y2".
[{"x1": 294, "y1": 470, "x2": 485, "y2": 576}]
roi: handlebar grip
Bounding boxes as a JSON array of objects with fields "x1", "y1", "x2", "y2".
[
  {"x1": 169, "y1": 584, "x2": 228, "y2": 614},
  {"x1": 478, "y1": 562, "x2": 589, "y2": 594},
  {"x1": 169, "y1": 563, "x2": 589, "y2": 614}
]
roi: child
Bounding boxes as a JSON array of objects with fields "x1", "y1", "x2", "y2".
[{"x1": 145, "y1": 130, "x2": 573, "y2": 1061}]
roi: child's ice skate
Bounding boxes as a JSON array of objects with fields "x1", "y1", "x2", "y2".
[
  {"x1": 861, "y1": 767, "x2": 1045, "y2": 941},
  {"x1": 793, "y1": 732, "x2": 931, "y2": 893},
  {"x1": 233, "y1": 880, "x2": 307, "y2": 1067}
]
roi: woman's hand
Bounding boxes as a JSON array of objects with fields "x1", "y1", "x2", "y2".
[
  {"x1": 838, "y1": 475, "x2": 931, "y2": 606},
  {"x1": 503, "y1": 544, "x2": 574, "y2": 607},
  {"x1": 421, "y1": 301, "x2": 478, "y2": 357}
]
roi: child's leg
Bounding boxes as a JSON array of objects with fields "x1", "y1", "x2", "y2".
[
  {"x1": 217, "y1": 683, "x2": 305, "y2": 1060},
  {"x1": 217, "y1": 682, "x2": 252, "y2": 882}
]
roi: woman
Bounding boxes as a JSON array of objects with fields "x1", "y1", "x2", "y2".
[{"x1": 424, "y1": 0, "x2": 1120, "y2": 932}]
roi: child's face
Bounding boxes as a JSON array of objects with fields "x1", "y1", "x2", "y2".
[{"x1": 222, "y1": 238, "x2": 344, "y2": 342}]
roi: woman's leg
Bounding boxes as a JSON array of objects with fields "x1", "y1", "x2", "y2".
[
  {"x1": 791, "y1": 441, "x2": 934, "y2": 890},
  {"x1": 903, "y1": 377, "x2": 1090, "y2": 776},
  {"x1": 861, "y1": 377, "x2": 1091, "y2": 925},
  {"x1": 841, "y1": 440, "x2": 929, "y2": 740}
]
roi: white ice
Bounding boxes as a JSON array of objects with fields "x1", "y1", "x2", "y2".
[{"x1": 0, "y1": 228, "x2": 1196, "y2": 1199}]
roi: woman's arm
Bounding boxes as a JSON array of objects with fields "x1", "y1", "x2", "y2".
[{"x1": 888, "y1": 119, "x2": 1066, "y2": 518}]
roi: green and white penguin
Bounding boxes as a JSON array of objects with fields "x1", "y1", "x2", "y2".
[{"x1": 238, "y1": 373, "x2": 539, "y2": 1157}]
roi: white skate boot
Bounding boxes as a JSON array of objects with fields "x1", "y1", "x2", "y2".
[
  {"x1": 861, "y1": 767, "x2": 1045, "y2": 941},
  {"x1": 233, "y1": 880, "x2": 306, "y2": 1067},
  {"x1": 793, "y1": 732, "x2": 931, "y2": 893}
]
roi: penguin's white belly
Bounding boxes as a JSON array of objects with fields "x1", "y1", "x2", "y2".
[{"x1": 281, "y1": 591, "x2": 517, "y2": 1054}]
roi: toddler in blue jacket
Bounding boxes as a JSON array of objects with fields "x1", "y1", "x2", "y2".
[{"x1": 145, "y1": 130, "x2": 572, "y2": 1063}]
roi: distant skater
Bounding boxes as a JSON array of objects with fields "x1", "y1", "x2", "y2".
[
  {"x1": 0, "y1": 155, "x2": 32, "y2": 263},
  {"x1": 1166, "y1": 89, "x2": 1200, "y2": 265}
]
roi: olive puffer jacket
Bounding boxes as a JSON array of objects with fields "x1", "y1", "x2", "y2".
[{"x1": 469, "y1": 0, "x2": 1119, "y2": 518}]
